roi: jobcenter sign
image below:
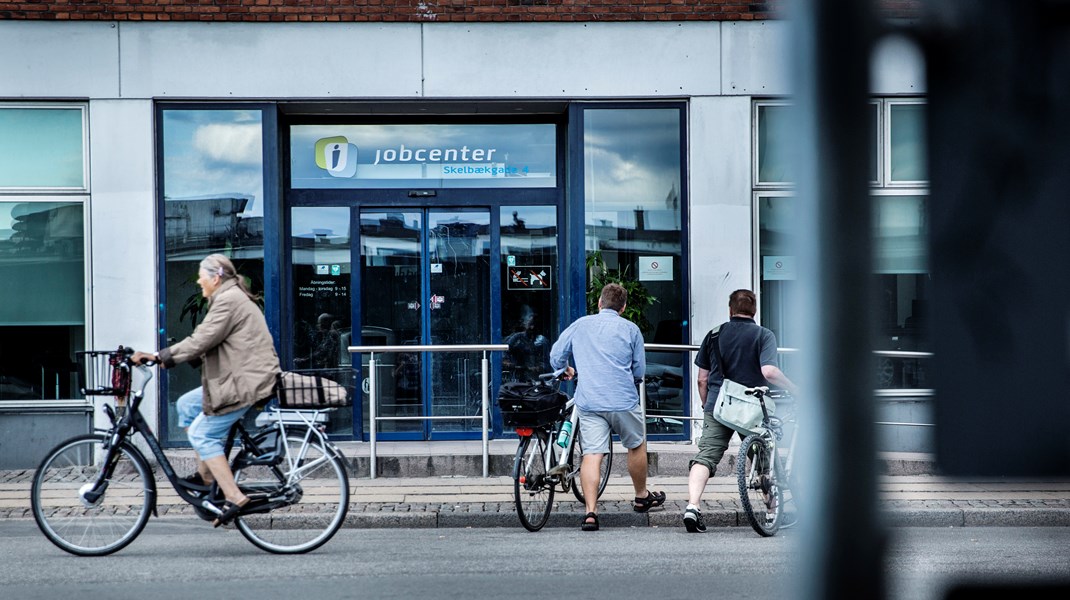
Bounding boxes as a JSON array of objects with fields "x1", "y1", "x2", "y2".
[{"x1": 293, "y1": 123, "x2": 556, "y2": 189}]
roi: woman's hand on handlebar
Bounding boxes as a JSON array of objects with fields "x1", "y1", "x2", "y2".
[
  {"x1": 131, "y1": 350, "x2": 161, "y2": 367},
  {"x1": 560, "y1": 366, "x2": 575, "y2": 381}
]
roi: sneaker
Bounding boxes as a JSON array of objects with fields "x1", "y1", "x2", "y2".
[{"x1": 683, "y1": 507, "x2": 707, "y2": 533}]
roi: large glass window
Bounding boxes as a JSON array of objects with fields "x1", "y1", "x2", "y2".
[
  {"x1": 0, "y1": 104, "x2": 87, "y2": 403},
  {"x1": 0, "y1": 106, "x2": 86, "y2": 191},
  {"x1": 755, "y1": 98, "x2": 929, "y2": 389},
  {"x1": 501, "y1": 206, "x2": 558, "y2": 383},
  {"x1": 0, "y1": 201, "x2": 85, "y2": 400},
  {"x1": 290, "y1": 206, "x2": 354, "y2": 436},
  {"x1": 583, "y1": 107, "x2": 687, "y2": 435},
  {"x1": 160, "y1": 108, "x2": 266, "y2": 443}
]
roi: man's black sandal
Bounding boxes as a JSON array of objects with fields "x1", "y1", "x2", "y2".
[
  {"x1": 633, "y1": 490, "x2": 667, "y2": 513},
  {"x1": 581, "y1": 512, "x2": 599, "y2": 531}
]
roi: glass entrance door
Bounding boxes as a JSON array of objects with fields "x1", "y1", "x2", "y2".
[{"x1": 360, "y1": 209, "x2": 491, "y2": 439}]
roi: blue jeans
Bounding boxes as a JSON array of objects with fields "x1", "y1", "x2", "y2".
[{"x1": 175, "y1": 386, "x2": 248, "y2": 460}]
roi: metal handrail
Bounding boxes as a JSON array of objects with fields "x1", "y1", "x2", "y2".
[
  {"x1": 348, "y1": 343, "x2": 509, "y2": 479},
  {"x1": 639, "y1": 344, "x2": 936, "y2": 426},
  {"x1": 349, "y1": 342, "x2": 937, "y2": 477}
]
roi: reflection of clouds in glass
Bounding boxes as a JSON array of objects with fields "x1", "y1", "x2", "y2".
[
  {"x1": 586, "y1": 143, "x2": 677, "y2": 212},
  {"x1": 584, "y1": 109, "x2": 681, "y2": 213},
  {"x1": 193, "y1": 123, "x2": 262, "y2": 166},
  {"x1": 162, "y1": 111, "x2": 264, "y2": 216},
  {"x1": 292, "y1": 207, "x2": 350, "y2": 239}
]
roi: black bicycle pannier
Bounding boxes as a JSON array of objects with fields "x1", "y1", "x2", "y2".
[{"x1": 498, "y1": 381, "x2": 568, "y2": 427}]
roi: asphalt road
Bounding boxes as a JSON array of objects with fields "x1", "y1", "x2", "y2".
[{"x1": 0, "y1": 521, "x2": 1067, "y2": 600}]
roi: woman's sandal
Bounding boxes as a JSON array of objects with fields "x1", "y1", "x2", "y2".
[
  {"x1": 632, "y1": 490, "x2": 667, "y2": 513},
  {"x1": 581, "y1": 512, "x2": 600, "y2": 531},
  {"x1": 212, "y1": 497, "x2": 250, "y2": 528}
]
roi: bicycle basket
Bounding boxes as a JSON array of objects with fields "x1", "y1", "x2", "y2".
[
  {"x1": 498, "y1": 381, "x2": 568, "y2": 427},
  {"x1": 75, "y1": 348, "x2": 131, "y2": 398},
  {"x1": 276, "y1": 368, "x2": 352, "y2": 409}
]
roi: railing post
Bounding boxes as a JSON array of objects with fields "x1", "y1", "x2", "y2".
[
  {"x1": 369, "y1": 353, "x2": 377, "y2": 480},
  {"x1": 481, "y1": 351, "x2": 489, "y2": 478},
  {"x1": 639, "y1": 375, "x2": 647, "y2": 429}
]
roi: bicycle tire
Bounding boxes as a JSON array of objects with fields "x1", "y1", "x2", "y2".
[
  {"x1": 737, "y1": 434, "x2": 782, "y2": 537},
  {"x1": 234, "y1": 431, "x2": 350, "y2": 554},
  {"x1": 569, "y1": 429, "x2": 613, "y2": 504},
  {"x1": 31, "y1": 434, "x2": 154, "y2": 556},
  {"x1": 513, "y1": 433, "x2": 554, "y2": 531}
]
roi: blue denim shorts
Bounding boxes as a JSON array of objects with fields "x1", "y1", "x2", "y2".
[{"x1": 176, "y1": 386, "x2": 248, "y2": 460}]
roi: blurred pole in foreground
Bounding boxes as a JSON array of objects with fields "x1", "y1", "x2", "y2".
[
  {"x1": 789, "y1": 1, "x2": 887, "y2": 599},
  {"x1": 924, "y1": 0, "x2": 1070, "y2": 478}
]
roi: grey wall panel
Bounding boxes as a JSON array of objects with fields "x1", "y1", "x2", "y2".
[
  {"x1": 688, "y1": 96, "x2": 754, "y2": 438},
  {"x1": 721, "y1": 21, "x2": 791, "y2": 96},
  {"x1": 870, "y1": 34, "x2": 926, "y2": 95},
  {"x1": 0, "y1": 409, "x2": 92, "y2": 469},
  {"x1": 88, "y1": 100, "x2": 160, "y2": 433},
  {"x1": 689, "y1": 96, "x2": 754, "y2": 338},
  {"x1": 0, "y1": 22, "x2": 119, "y2": 99},
  {"x1": 423, "y1": 23, "x2": 720, "y2": 97},
  {"x1": 119, "y1": 23, "x2": 424, "y2": 99}
]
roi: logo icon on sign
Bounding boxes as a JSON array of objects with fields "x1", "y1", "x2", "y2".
[{"x1": 314, "y1": 136, "x2": 358, "y2": 178}]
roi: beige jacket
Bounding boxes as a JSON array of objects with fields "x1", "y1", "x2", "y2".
[{"x1": 159, "y1": 278, "x2": 281, "y2": 416}]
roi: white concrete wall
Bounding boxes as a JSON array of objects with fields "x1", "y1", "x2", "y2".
[
  {"x1": 721, "y1": 20, "x2": 792, "y2": 96},
  {"x1": 88, "y1": 100, "x2": 159, "y2": 431},
  {"x1": 423, "y1": 22, "x2": 721, "y2": 97},
  {"x1": 0, "y1": 21, "x2": 120, "y2": 98},
  {"x1": 119, "y1": 23, "x2": 424, "y2": 99}
]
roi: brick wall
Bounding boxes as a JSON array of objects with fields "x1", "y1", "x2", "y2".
[{"x1": 0, "y1": 1, "x2": 919, "y2": 23}]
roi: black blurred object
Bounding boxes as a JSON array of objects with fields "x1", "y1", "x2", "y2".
[{"x1": 925, "y1": 0, "x2": 1070, "y2": 475}]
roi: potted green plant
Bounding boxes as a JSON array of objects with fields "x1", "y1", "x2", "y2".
[{"x1": 586, "y1": 250, "x2": 657, "y2": 334}]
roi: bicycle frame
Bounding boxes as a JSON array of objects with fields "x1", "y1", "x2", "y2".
[
  {"x1": 89, "y1": 362, "x2": 334, "y2": 520},
  {"x1": 755, "y1": 392, "x2": 798, "y2": 496}
]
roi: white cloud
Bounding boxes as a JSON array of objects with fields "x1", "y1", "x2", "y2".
[{"x1": 193, "y1": 123, "x2": 262, "y2": 165}]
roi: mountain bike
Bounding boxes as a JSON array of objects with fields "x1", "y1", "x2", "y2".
[
  {"x1": 30, "y1": 346, "x2": 350, "y2": 556},
  {"x1": 736, "y1": 386, "x2": 797, "y2": 537},
  {"x1": 504, "y1": 372, "x2": 613, "y2": 532}
]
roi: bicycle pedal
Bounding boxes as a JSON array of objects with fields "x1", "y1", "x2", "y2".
[{"x1": 547, "y1": 464, "x2": 570, "y2": 477}]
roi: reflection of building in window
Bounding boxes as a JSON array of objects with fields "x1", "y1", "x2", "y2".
[
  {"x1": 1, "y1": 203, "x2": 84, "y2": 257},
  {"x1": 163, "y1": 195, "x2": 263, "y2": 253},
  {"x1": 503, "y1": 305, "x2": 551, "y2": 382}
]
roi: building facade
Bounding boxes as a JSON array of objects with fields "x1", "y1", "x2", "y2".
[{"x1": 0, "y1": 1, "x2": 929, "y2": 467}]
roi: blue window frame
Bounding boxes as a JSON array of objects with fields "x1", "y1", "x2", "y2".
[
  {"x1": 155, "y1": 103, "x2": 280, "y2": 447},
  {"x1": 568, "y1": 102, "x2": 691, "y2": 441}
]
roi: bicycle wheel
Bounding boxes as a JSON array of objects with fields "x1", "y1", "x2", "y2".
[
  {"x1": 569, "y1": 430, "x2": 613, "y2": 504},
  {"x1": 31, "y1": 434, "x2": 154, "y2": 556},
  {"x1": 513, "y1": 432, "x2": 554, "y2": 531},
  {"x1": 737, "y1": 434, "x2": 782, "y2": 537},
  {"x1": 234, "y1": 431, "x2": 350, "y2": 554}
]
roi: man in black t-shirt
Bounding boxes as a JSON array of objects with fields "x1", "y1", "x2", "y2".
[{"x1": 684, "y1": 289, "x2": 797, "y2": 533}]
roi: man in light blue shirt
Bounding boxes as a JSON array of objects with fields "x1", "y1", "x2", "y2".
[{"x1": 550, "y1": 283, "x2": 666, "y2": 531}]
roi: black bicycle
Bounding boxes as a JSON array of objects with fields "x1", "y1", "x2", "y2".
[
  {"x1": 31, "y1": 346, "x2": 350, "y2": 556},
  {"x1": 503, "y1": 371, "x2": 613, "y2": 531}
]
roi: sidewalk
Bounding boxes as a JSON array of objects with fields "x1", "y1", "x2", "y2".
[{"x1": 4, "y1": 468, "x2": 1069, "y2": 528}]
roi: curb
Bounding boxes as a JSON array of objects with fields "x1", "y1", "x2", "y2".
[{"x1": 4, "y1": 507, "x2": 1066, "y2": 529}]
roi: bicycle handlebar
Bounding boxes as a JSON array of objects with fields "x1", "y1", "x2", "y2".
[{"x1": 745, "y1": 386, "x2": 793, "y2": 400}]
